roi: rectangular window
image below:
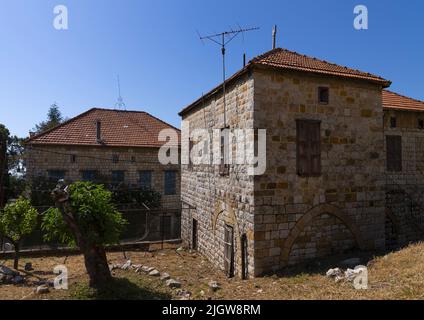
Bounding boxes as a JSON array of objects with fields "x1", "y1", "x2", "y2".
[
  {"x1": 164, "y1": 170, "x2": 177, "y2": 195},
  {"x1": 112, "y1": 154, "x2": 119, "y2": 164},
  {"x1": 111, "y1": 170, "x2": 125, "y2": 184},
  {"x1": 390, "y1": 117, "x2": 397, "y2": 128},
  {"x1": 318, "y1": 87, "x2": 329, "y2": 104},
  {"x1": 418, "y1": 119, "x2": 424, "y2": 130},
  {"x1": 296, "y1": 120, "x2": 321, "y2": 177},
  {"x1": 70, "y1": 154, "x2": 76, "y2": 163},
  {"x1": 219, "y1": 128, "x2": 230, "y2": 176},
  {"x1": 188, "y1": 139, "x2": 194, "y2": 170},
  {"x1": 47, "y1": 170, "x2": 65, "y2": 181},
  {"x1": 139, "y1": 170, "x2": 152, "y2": 189},
  {"x1": 81, "y1": 170, "x2": 97, "y2": 182},
  {"x1": 387, "y1": 135, "x2": 402, "y2": 172}
]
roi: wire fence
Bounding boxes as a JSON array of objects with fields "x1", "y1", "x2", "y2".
[{"x1": 0, "y1": 205, "x2": 181, "y2": 254}]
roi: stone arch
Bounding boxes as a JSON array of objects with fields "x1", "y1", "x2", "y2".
[
  {"x1": 212, "y1": 198, "x2": 246, "y2": 277},
  {"x1": 280, "y1": 203, "x2": 365, "y2": 265}
]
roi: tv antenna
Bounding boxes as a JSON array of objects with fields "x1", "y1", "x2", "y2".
[
  {"x1": 198, "y1": 26, "x2": 259, "y2": 126},
  {"x1": 115, "y1": 75, "x2": 126, "y2": 110}
]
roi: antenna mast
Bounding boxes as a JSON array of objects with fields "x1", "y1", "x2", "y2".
[
  {"x1": 198, "y1": 26, "x2": 259, "y2": 126},
  {"x1": 115, "y1": 75, "x2": 126, "y2": 110}
]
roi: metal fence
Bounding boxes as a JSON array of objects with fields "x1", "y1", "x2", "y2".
[{"x1": 0, "y1": 205, "x2": 181, "y2": 253}]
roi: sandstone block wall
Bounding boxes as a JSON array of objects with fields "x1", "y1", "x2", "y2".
[
  {"x1": 252, "y1": 67, "x2": 386, "y2": 275},
  {"x1": 384, "y1": 109, "x2": 424, "y2": 245},
  {"x1": 26, "y1": 145, "x2": 180, "y2": 209},
  {"x1": 180, "y1": 73, "x2": 256, "y2": 278}
]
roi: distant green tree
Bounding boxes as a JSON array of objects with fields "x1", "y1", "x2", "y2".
[
  {"x1": 0, "y1": 124, "x2": 9, "y2": 207},
  {"x1": 43, "y1": 181, "x2": 127, "y2": 288},
  {"x1": 33, "y1": 103, "x2": 64, "y2": 134},
  {"x1": 0, "y1": 197, "x2": 38, "y2": 269}
]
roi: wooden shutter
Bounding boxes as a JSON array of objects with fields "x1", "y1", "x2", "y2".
[
  {"x1": 310, "y1": 122, "x2": 322, "y2": 175},
  {"x1": 387, "y1": 136, "x2": 402, "y2": 172},
  {"x1": 297, "y1": 120, "x2": 321, "y2": 177}
]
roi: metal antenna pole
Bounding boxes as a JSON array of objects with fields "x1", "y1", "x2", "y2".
[
  {"x1": 198, "y1": 26, "x2": 259, "y2": 127},
  {"x1": 115, "y1": 75, "x2": 127, "y2": 110},
  {"x1": 221, "y1": 33, "x2": 227, "y2": 127}
]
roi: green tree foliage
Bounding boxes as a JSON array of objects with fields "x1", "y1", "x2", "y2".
[
  {"x1": 81, "y1": 173, "x2": 162, "y2": 209},
  {"x1": 42, "y1": 182, "x2": 127, "y2": 247},
  {"x1": 0, "y1": 124, "x2": 8, "y2": 207},
  {"x1": 0, "y1": 124, "x2": 27, "y2": 202},
  {"x1": 33, "y1": 103, "x2": 64, "y2": 134},
  {"x1": 0, "y1": 197, "x2": 38, "y2": 269}
]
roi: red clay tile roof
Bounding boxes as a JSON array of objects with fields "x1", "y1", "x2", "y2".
[
  {"x1": 251, "y1": 48, "x2": 391, "y2": 86},
  {"x1": 383, "y1": 90, "x2": 424, "y2": 112},
  {"x1": 180, "y1": 48, "x2": 391, "y2": 116},
  {"x1": 26, "y1": 108, "x2": 180, "y2": 147}
]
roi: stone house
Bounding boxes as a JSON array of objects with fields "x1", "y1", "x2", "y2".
[
  {"x1": 179, "y1": 48, "x2": 423, "y2": 278},
  {"x1": 26, "y1": 108, "x2": 181, "y2": 210},
  {"x1": 382, "y1": 90, "x2": 424, "y2": 247}
]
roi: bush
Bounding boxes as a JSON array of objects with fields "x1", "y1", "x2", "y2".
[{"x1": 0, "y1": 197, "x2": 38, "y2": 269}]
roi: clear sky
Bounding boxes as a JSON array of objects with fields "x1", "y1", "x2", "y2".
[{"x1": 1, "y1": 0, "x2": 423, "y2": 137}]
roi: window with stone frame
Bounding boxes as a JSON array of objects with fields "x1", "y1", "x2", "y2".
[
  {"x1": 219, "y1": 127, "x2": 230, "y2": 176},
  {"x1": 296, "y1": 120, "x2": 321, "y2": 177},
  {"x1": 386, "y1": 135, "x2": 402, "y2": 172},
  {"x1": 111, "y1": 170, "x2": 125, "y2": 185},
  {"x1": 188, "y1": 139, "x2": 194, "y2": 170},
  {"x1": 164, "y1": 170, "x2": 177, "y2": 195},
  {"x1": 390, "y1": 117, "x2": 397, "y2": 128},
  {"x1": 139, "y1": 170, "x2": 152, "y2": 189},
  {"x1": 318, "y1": 87, "x2": 329, "y2": 104},
  {"x1": 47, "y1": 170, "x2": 65, "y2": 181},
  {"x1": 81, "y1": 170, "x2": 97, "y2": 182},
  {"x1": 112, "y1": 154, "x2": 119, "y2": 164}
]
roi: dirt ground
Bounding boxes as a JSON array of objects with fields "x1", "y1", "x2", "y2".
[{"x1": 1, "y1": 242, "x2": 424, "y2": 300}]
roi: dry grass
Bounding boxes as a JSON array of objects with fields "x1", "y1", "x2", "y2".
[{"x1": 1, "y1": 242, "x2": 424, "y2": 300}]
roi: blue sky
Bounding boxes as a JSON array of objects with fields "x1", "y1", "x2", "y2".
[{"x1": 0, "y1": 0, "x2": 423, "y2": 137}]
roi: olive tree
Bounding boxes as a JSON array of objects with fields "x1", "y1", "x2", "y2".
[
  {"x1": 42, "y1": 181, "x2": 127, "y2": 288},
  {"x1": 0, "y1": 197, "x2": 38, "y2": 269}
]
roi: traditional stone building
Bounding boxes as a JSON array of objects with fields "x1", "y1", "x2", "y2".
[
  {"x1": 26, "y1": 108, "x2": 181, "y2": 210},
  {"x1": 382, "y1": 90, "x2": 424, "y2": 247},
  {"x1": 178, "y1": 48, "x2": 417, "y2": 278}
]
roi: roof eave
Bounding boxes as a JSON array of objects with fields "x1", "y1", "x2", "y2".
[{"x1": 179, "y1": 65, "x2": 252, "y2": 117}]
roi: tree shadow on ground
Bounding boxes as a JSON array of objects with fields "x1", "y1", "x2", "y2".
[{"x1": 71, "y1": 277, "x2": 173, "y2": 300}]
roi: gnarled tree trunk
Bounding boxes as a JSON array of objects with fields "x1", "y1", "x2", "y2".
[{"x1": 52, "y1": 183, "x2": 112, "y2": 288}]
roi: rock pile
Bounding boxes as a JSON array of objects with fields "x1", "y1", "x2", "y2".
[
  {"x1": 326, "y1": 258, "x2": 368, "y2": 287},
  {"x1": 112, "y1": 260, "x2": 185, "y2": 298},
  {"x1": 0, "y1": 265, "x2": 25, "y2": 285}
]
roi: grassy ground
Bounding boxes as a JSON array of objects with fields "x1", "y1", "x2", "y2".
[{"x1": 1, "y1": 242, "x2": 424, "y2": 300}]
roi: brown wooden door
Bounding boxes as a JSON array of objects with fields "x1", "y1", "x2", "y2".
[
  {"x1": 241, "y1": 234, "x2": 248, "y2": 280},
  {"x1": 224, "y1": 225, "x2": 234, "y2": 278},
  {"x1": 192, "y1": 219, "x2": 198, "y2": 250}
]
